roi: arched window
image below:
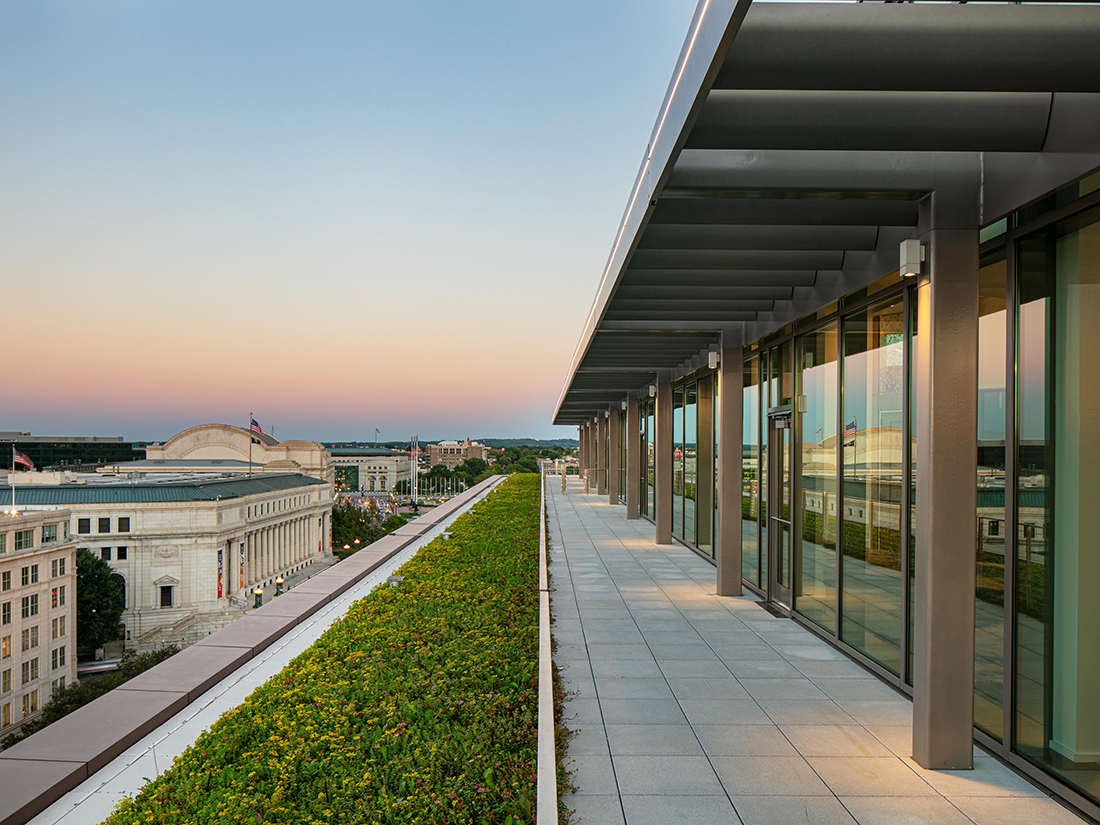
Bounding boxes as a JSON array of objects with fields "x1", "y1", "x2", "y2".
[
  {"x1": 380, "y1": 477, "x2": 387, "y2": 491},
  {"x1": 368, "y1": 477, "x2": 376, "y2": 492}
]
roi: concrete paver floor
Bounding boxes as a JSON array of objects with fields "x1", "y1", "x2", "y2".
[{"x1": 547, "y1": 478, "x2": 1089, "y2": 825}]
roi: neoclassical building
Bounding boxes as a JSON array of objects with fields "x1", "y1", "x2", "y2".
[
  {"x1": 138, "y1": 424, "x2": 334, "y2": 484},
  {"x1": 4, "y1": 425, "x2": 336, "y2": 652}
]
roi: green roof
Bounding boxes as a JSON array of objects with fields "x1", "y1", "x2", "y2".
[{"x1": 1, "y1": 474, "x2": 325, "y2": 505}]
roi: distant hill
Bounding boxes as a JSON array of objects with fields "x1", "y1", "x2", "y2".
[{"x1": 478, "y1": 438, "x2": 577, "y2": 448}]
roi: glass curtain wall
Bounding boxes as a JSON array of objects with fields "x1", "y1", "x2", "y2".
[
  {"x1": 976, "y1": 250, "x2": 1008, "y2": 740},
  {"x1": 1013, "y1": 204, "x2": 1100, "y2": 805},
  {"x1": 796, "y1": 323, "x2": 838, "y2": 632},
  {"x1": 684, "y1": 384, "x2": 698, "y2": 546},
  {"x1": 619, "y1": 408, "x2": 627, "y2": 503},
  {"x1": 840, "y1": 297, "x2": 906, "y2": 676},
  {"x1": 743, "y1": 355, "x2": 761, "y2": 587},
  {"x1": 646, "y1": 399, "x2": 655, "y2": 517},
  {"x1": 673, "y1": 388, "x2": 684, "y2": 538}
]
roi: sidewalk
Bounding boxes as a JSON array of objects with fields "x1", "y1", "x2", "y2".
[{"x1": 547, "y1": 478, "x2": 1086, "y2": 825}]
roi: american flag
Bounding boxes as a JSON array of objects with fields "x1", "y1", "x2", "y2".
[
  {"x1": 375, "y1": 428, "x2": 381, "y2": 435},
  {"x1": 844, "y1": 421, "x2": 857, "y2": 437},
  {"x1": 12, "y1": 448, "x2": 34, "y2": 469},
  {"x1": 250, "y1": 417, "x2": 262, "y2": 435}
]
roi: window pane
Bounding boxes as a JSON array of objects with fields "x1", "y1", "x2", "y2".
[
  {"x1": 976, "y1": 250, "x2": 1008, "y2": 741},
  {"x1": 840, "y1": 297, "x2": 905, "y2": 675},
  {"x1": 673, "y1": 387, "x2": 684, "y2": 539},
  {"x1": 796, "y1": 322, "x2": 838, "y2": 633},
  {"x1": 1013, "y1": 205, "x2": 1100, "y2": 806},
  {"x1": 743, "y1": 356, "x2": 761, "y2": 586},
  {"x1": 684, "y1": 384, "x2": 698, "y2": 546}
]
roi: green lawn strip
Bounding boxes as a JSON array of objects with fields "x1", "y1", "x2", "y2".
[{"x1": 105, "y1": 475, "x2": 540, "y2": 825}]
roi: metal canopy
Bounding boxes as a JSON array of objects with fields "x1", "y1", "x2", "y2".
[{"x1": 553, "y1": 1, "x2": 1100, "y2": 425}]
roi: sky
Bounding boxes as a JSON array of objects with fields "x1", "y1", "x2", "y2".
[{"x1": 1, "y1": 0, "x2": 700, "y2": 443}]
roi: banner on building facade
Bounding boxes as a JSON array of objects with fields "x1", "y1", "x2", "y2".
[{"x1": 218, "y1": 548, "x2": 223, "y2": 598}]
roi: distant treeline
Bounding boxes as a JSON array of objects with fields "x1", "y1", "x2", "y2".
[
  {"x1": 478, "y1": 438, "x2": 578, "y2": 448},
  {"x1": 325, "y1": 438, "x2": 578, "y2": 449}
]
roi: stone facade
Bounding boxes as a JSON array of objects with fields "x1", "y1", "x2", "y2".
[
  {"x1": 329, "y1": 450, "x2": 411, "y2": 495},
  {"x1": 0, "y1": 509, "x2": 77, "y2": 739},
  {"x1": 3, "y1": 474, "x2": 333, "y2": 653},
  {"x1": 424, "y1": 440, "x2": 488, "y2": 470},
  {"x1": 142, "y1": 424, "x2": 334, "y2": 484}
]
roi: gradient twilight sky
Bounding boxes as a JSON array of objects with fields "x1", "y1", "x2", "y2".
[{"x1": 1, "y1": 1, "x2": 699, "y2": 443}]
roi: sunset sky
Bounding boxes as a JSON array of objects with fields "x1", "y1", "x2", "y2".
[{"x1": 1, "y1": 1, "x2": 698, "y2": 443}]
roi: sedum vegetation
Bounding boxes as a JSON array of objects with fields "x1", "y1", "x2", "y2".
[{"x1": 105, "y1": 474, "x2": 540, "y2": 825}]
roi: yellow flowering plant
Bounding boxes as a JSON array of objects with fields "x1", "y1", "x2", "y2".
[{"x1": 106, "y1": 475, "x2": 540, "y2": 825}]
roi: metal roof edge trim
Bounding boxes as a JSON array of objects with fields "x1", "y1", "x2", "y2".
[{"x1": 553, "y1": 0, "x2": 751, "y2": 424}]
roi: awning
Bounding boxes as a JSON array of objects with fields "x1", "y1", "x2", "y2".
[{"x1": 554, "y1": 1, "x2": 1100, "y2": 426}]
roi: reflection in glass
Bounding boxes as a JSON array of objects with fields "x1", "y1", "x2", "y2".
[
  {"x1": 1014, "y1": 207, "x2": 1100, "y2": 806},
  {"x1": 685, "y1": 384, "x2": 698, "y2": 546},
  {"x1": 840, "y1": 298, "x2": 905, "y2": 675},
  {"x1": 760, "y1": 352, "x2": 769, "y2": 586},
  {"x1": 673, "y1": 388, "x2": 684, "y2": 538},
  {"x1": 976, "y1": 251, "x2": 1007, "y2": 741},
  {"x1": 646, "y1": 400, "x2": 655, "y2": 517},
  {"x1": 695, "y1": 377, "x2": 715, "y2": 556},
  {"x1": 907, "y1": 295, "x2": 918, "y2": 686},
  {"x1": 743, "y1": 356, "x2": 761, "y2": 586},
  {"x1": 778, "y1": 424, "x2": 791, "y2": 590},
  {"x1": 777, "y1": 340, "x2": 793, "y2": 406},
  {"x1": 796, "y1": 323, "x2": 838, "y2": 633}
]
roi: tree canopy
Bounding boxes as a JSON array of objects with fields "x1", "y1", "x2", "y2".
[{"x1": 76, "y1": 547, "x2": 125, "y2": 650}]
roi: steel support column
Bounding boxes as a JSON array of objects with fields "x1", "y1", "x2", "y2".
[
  {"x1": 626, "y1": 393, "x2": 640, "y2": 519},
  {"x1": 608, "y1": 405, "x2": 621, "y2": 505},
  {"x1": 913, "y1": 219, "x2": 979, "y2": 770},
  {"x1": 655, "y1": 372, "x2": 674, "y2": 545},
  {"x1": 717, "y1": 329, "x2": 743, "y2": 595}
]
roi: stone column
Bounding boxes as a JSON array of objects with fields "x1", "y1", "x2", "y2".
[
  {"x1": 717, "y1": 330, "x2": 744, "y2": 596},
  {"x1": 626, "y1": 393, "x2": 640, "y2": 519},
  {"x1": 913, "y1": 199, "x2": 979, "y2": 770},
  {"x1": 608, "y1": 404, "x2": 621, "y2": 506},
  {"x1": 597, "y1": 412, "x2": 608, "y2": 496},
  {"x1": 655, "y1": 371, "x2": 673, "y2": 545}
]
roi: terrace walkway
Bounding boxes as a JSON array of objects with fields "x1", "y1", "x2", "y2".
[{"x1": 547, "y1": 478, "x2": 1087, "y2": 825}]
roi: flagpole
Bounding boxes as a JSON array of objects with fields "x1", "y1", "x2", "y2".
[
  {"x1": 248, "y1": 413, "x2": 253, "y2": 477},
  {"x1": 11, "y1": 447, "x2": 15, "y2": 511}
]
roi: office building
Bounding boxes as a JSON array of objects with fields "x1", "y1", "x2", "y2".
[
  {"x1": 554, "y1": 1, "x2": 1100, "y2": 816},
  {"x1": 0, "y1": 510, "x2": 77, "y2": 740},
  {"x1": 0, "y1": 434, "x2": 142, "y2": 470},
  {"x1": 424, "y1": 440, "x2": 488, "y2": 470},
  {"x1": 3, "y1": 472, "x2": 332, "y2": 652},
  {"x1": 329, "y1": 449, "x2": 411, "y2": 495}
]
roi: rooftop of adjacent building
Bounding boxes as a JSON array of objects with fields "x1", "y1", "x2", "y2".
[
  {"x1": 1, "y1": 472, "x2": 326, "y2": 504},
  {"x1": 0, "y1": 434, "x2": 127, "y2": 444},
  {"x1": 326, "y1": 448, "x2": 406, "y2": 457}
]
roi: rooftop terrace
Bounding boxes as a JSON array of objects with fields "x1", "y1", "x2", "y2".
[{"x1": 547, "y1": 477, "x2": 1090, "y2": 825}]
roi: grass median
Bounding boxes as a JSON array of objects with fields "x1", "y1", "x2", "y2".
[{"x1": 106, "y1": 474, "x2": 540, "y2": 825}]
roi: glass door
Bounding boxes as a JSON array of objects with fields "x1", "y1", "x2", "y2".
[{"x1": 768, "y1": 410, "x2": 793, "y2": 608}]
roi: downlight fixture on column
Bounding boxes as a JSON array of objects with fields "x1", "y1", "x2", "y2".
[
  {"x1": 900, "y1": 239, "x2": 925, "y2": 278},
  {"x1": 708, "y1": 351, "x2": 719, "y2": 370},
  {"x1": 621, "y1": 400, "x2": 627, "y2": 410},
  {"x1": 649, "y1": 385, "x2": 656, "y2": 397}
]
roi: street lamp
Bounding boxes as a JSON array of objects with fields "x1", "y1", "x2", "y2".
[
  {"x1": 275, "y1": 576, "x2": 284, "y2": 596},
  {"x1": 253, "y1": 587, "x2": 264, "y2": 609}
]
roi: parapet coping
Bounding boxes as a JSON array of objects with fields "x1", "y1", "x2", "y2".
[{"x1": 0, "y1": 476, "x2": 502, "y2": 825}]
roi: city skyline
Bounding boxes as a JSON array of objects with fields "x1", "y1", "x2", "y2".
[{"x1": 1, "y1": 1, "x2": 698, "y2": 441}]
